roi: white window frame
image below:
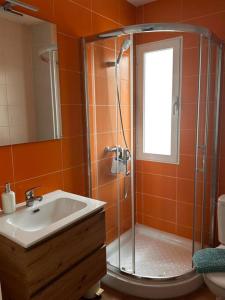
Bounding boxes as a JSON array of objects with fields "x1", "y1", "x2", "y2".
[{"x1": 136, "y1": 37, "x2": 182, "y2": 164}]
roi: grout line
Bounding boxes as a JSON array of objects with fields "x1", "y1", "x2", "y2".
[
  {"x1": 89, "y1": 104, "x2": 131, "y2": 107},
  {"x1": 59, "y1": 135, "x2": 64, "y2": 183},
  {"x1": 91, "y1": 11, "x2": 122, "y2": 27},
  {"x1": 11, "y1": 163, "x2": 87, "y2": 186},
  {"x1": 10, "y1": 145, "x2": 15, "y2": 186},
  {"x1": 59, "y1": 68, "x2": 82, "y2": 74},
  {"x1": 13, "y1": 170, "x2": 63, "y2": 186},
  {"x1": 61, "y1": 134, "x2": 85, "y2": 139},
  {"x1": 70, "y1": 0, "x2": 133, "y2": 29},
  {"x1": 69, "y1": 0, "x2": 92, "y2": 12},
  {"x1": 142, "y1": 213, "x2": 177, "y2": 226},
  {"x1": 181, "y1": 9, "x2": 225, "y2": 23},
  {"x1": 61, "y1": 103, "x2": 84, "y2": 106},
  {"x1": 57, "y1": 31, "x2": 81, "y2": 40},
  {"x1": 62, "y1": 163, "x2": 87, "y2": 172},
  {"x1": 141, "y1": 192, "x2": 177, "y2": 202}
]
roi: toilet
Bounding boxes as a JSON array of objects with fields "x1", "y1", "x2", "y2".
[{"x1": 204, "y1": 195, "x2": 225, "y2": 300}]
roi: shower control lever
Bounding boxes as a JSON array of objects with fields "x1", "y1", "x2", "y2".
[{"x1": 104, "y1": 146, "x2": 122, "y2": 154}]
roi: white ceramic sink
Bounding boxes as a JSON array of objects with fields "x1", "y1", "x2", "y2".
[
  {"x1": 0, "y1": 190, "x2": 105, "y2": 248},
  {"x1": 7, "y1": 197, "x2": 87, "y2": 232}
]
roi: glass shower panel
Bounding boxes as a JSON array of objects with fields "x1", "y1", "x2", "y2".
[
  {"x1": 84, "y1": 24, "x2": 223, "y2": 286},
  {"x1": 193, "y1": 38, "x2": 221, "y2": 252},
  {"x1": 85, "y1": 37, "x2": 120, "y2": 269},
  {"x1": 205, "y1": 41, "x2": 222, "y2": 247},
  {"x1": 134, "y1": 31, "x2": 205, "y2": 278},
  {"x1": 191, "y1": 35, "x2": 208, "y2": 254},
  {"x1": 178, "y1": 33, "x2": 202, "y2": 260},
  {"x1": 115, "y1": 36, "x2": 135, "y2": 274},
  {"x1": 85, "y1": 35, "x2": 135, "y2": 273}
]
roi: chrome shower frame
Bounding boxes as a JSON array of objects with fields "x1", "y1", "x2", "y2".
[
  {"x1": 84, "y1": 23, "x2": 220, "y2": 43},
  {"x1": 82, "y1": 22, "x2": 223, "y2": 284},
  {"x1": 209, "y1": 43, "x2": 223, "y2": 245}
]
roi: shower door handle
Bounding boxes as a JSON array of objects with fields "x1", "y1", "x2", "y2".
[{"x1": 173, "y1": 97, "x2": 180, "y2": 115}]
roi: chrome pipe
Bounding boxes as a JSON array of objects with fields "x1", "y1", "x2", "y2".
[
  {"x1": 49, "y1": 50, "x2": 62, "y2": 139},
  {"x1": 209, "y1": 43, "x2": 223, "y2": 246},
  {"x1": 49, "y1": 51, "x2": 56, "y2": 139},
  {"x1": 201, "y1": 37, "x2": 212, "y2": 248},
  {"x1": 129, "y1": 34, "x2": 136, "y2": 275},
  {"x1": 115, "y1": 38, "x2": 121, "y2": 270},
  {"x1": 82, "y1": 38, "x2": 92, "y2": 198},
  {"x1": 192, "y1": 34, "x2": 203, "y2": 256},
  {"x1": 52, "y1": 50, "x2": 62, "y2": 139}
]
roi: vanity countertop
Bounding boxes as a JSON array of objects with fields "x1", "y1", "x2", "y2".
[{"x1": 0, "y1": 190, "x2": 105, "y2": 248}]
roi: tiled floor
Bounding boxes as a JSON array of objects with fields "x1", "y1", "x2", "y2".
[{"x1": 101, "y1": 284, "x2": 215, "y2": 300}]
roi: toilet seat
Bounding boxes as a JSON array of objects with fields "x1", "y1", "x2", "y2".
[
  {"x1": 204, "y1": 274, "x2": 225, "y2": 299},
  {"x1": 205, "y1": 272, "x2": 225, "y2": 289},
  {"x1": 204, "y1": 245, "x2": 225, "y2": 299}
]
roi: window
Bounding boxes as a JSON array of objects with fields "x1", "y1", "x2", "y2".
[{"x1": 136, "y1": 37, "x2": 182, "y2": 164}]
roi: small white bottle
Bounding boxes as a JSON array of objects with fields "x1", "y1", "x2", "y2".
[{"x1": 1, "y1": 183, "x2": 16, "y2": 214}]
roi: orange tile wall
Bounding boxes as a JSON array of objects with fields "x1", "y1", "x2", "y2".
[
  {"x1": 0, "y1": 0, "x2": 135, "y2": 205},
  {"x1": 87, "y1": 38, "x2": 132, "y2": 244},
  {"x1": 135, "y1": 0, "x2": 225, "y2": 240},
  {"x1": 0, "y1": 0, "x2": 224, "y2": 244}
]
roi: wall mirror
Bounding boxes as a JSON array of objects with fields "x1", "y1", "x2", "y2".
[{"x1": 0, "y1": 11, "x2": 62, "y2": 146}]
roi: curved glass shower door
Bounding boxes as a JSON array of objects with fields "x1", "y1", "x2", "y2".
[
  {"x1": 84, "y1": 35, "x2": 135, "y2": 274},
  {"x1": 83, "y1": 23, "x2": 222, "y2": 281},
  {"x1": 134, "y1": 31, "x2": 222, "y2": 279}
]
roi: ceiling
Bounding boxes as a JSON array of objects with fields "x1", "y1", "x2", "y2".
[{"x1": 127, "y1": 0, "x2": 157, "y2": 7}]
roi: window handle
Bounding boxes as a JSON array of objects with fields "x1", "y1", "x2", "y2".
[{"x1": 173, "y1": 97, "x2": 180, "y2": 115}]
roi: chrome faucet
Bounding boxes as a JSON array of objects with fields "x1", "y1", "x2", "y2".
[{"x1": 25, "y1": 187, "x2": 43, "y2": 207}]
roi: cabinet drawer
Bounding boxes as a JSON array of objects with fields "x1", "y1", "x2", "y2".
[
  {"x1": 26, "y1": 210, "x2": 105, "y2": 295},
  {"x1": 32, "y1": 246, "x2": 106, "y2": 300}
]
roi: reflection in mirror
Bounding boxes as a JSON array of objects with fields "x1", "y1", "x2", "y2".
[{"x1": 0, "y1": 11, "x2": 62, "y2": 146}]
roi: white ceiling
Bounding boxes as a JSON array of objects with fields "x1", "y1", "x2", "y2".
[{"x1": 127, "y1": 0, "x2": 157, "y2": 7}]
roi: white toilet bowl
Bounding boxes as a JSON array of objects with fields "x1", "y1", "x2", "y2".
[
  {"x1": 204, "y1": 273, "x2": 225, "y2": 300},
  {"x1": 203, "y1": 245, "x2": 225, "y2": 300},
  {"x1": 203, "y1": 195, "x2": 225, "y2": 300}
]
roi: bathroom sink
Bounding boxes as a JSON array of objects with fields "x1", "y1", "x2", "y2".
[
  {"x1": 0, "y1": 190, "x2": 105, "y2": 248},
  {"x1": 6, "y1": 197, "x2": 87, "y2": 232}
]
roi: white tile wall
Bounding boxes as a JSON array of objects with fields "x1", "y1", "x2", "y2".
[
  {"x1": 0, "y1": 85, "x2": 7, "y2": 105},
  {"x1": 7, "y1": 83, "x2": 26, "y2": 105},
  {"x1": 0, "y1": 50, "x2": 6, "y2": 85},
  {"x1": 0, "y1": 127, "x2": 10, "y2": 145},
  {"x1": 0, "y1": 16, "x2": 36, "y2": 145},
  {"x1": 0, "y1": 106, "x2": 9, "y2": 127}
]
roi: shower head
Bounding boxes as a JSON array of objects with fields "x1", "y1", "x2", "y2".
[
  {"x1": 105, "y1": 39, "x2": 132, "y2": 67},
  {"x1": 116, "y1": 39, "x2": 132, "y2": 65},
  {"x1": 39, "y1": 45, "x2": 58, "y2": 63},
  {"x1": 121, "y1": 39, "x2": 132, "y2": 52}
]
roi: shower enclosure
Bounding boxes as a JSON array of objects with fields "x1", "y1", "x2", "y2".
[{"x1": 82, "y1": 23, "x2": 223, "y2": 299}]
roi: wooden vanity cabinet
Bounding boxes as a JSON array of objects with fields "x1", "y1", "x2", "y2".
[{"x1": 0, "y1": 210, "x2": 106, "y2": 300}]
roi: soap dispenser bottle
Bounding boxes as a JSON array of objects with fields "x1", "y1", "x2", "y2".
[{"x1": 1, "y1": 183, "x2": 16, "y2": 214}]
